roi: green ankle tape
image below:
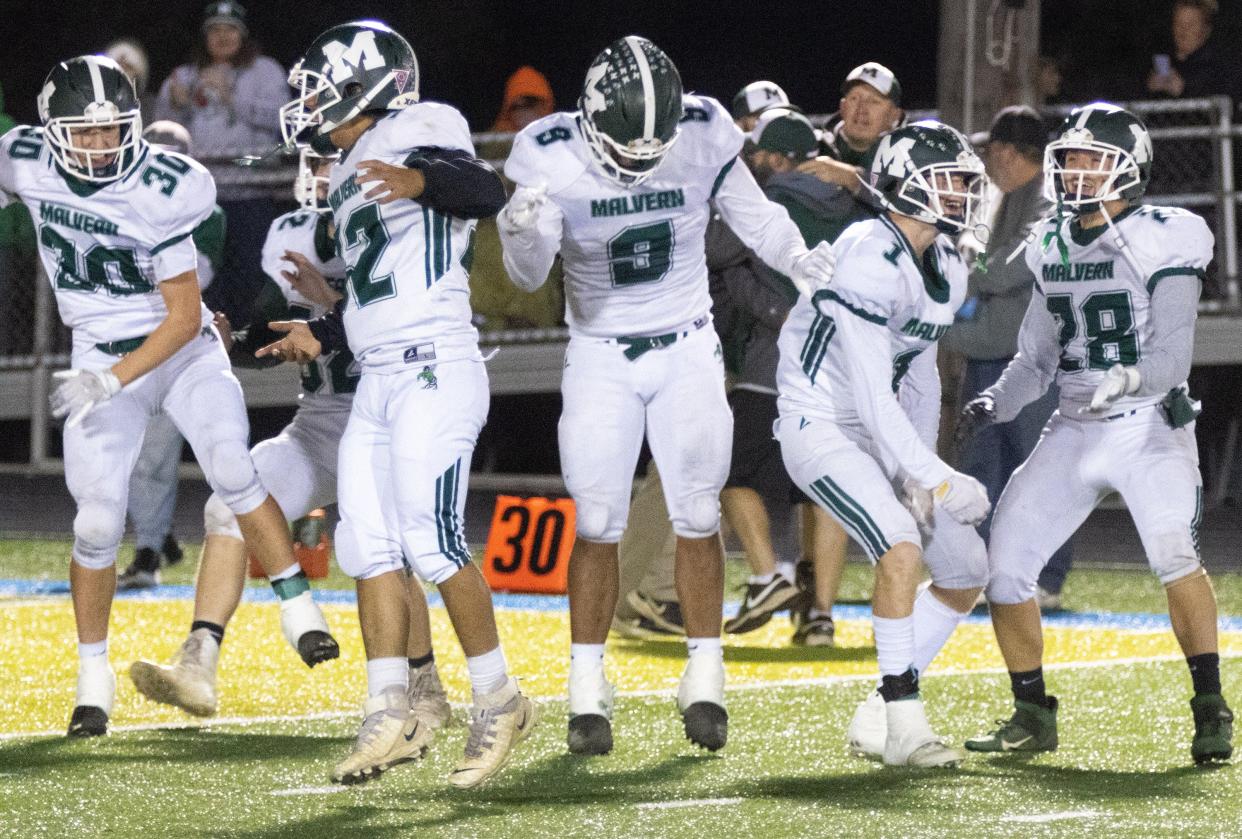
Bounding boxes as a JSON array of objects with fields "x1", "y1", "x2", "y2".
[{"x1": 272, "y1": 572, "x2": 310, "y2": 601}]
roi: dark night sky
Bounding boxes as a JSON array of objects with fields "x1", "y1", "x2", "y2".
[{"x1": 2, "y1": 1, "x2": 1236, "y2": 129}]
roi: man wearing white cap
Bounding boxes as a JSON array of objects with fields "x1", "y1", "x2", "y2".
[
  {"x1": 731, "y1": 81, "x2": 791, "y2": 132},
  {"x1": 801, "y1": 62, "x2": 905, "y2": 193}
]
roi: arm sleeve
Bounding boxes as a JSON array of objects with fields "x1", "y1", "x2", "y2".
[
  {"x1": 404, "y1": 147, "x2": 507, "y2": 219},
  {"x1": 712, "y1": 161, "x2": 808, "y2": 278},
  {"x1": 228, "y1": 277, "x2": 291, "y2": 369},
  {"x1": 307, "y1": 299, "x2": 348, "y2": 355},
  {"x1": 498, "y1": 194, "x2": 564, "y2": 292},
  {"x1": 1135, "y1": 273, "x2": 1200, "y2": 394},
  {"x1": 983, "y1": 288, "x2": 1062, "y2": 422},
  {"x1": 898, "y1": 345, "x2": 941, "y2": 452},
  {"x1": 707, "y1": 217, "x2": 796, "y2": 329},
  {"x1": 832, "y1": 304, "x2": 953, "y2": 489}
]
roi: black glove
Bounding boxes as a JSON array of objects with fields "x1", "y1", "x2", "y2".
[{"x1": 955, "y1": 394, "x2": 996, "y2": 450}]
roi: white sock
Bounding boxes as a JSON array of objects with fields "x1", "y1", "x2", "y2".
[
  {"x1": 872, "y1": 615, "x2": 914, "y2": 677},
  {"x1": 777, "y1": 561, "x2": 796, "y2": 583},
  {"x1": 570, "y1": 643, "x2": 605, "y2": 669},
  {"x1": 748, "y1": 572, "x2": 776, "y2": 586},
  {"x1": 78, "y1": 639, "x2": 108, "y2": 659},
  {"x1": 686, "y1": 636, "x2": 723, "y2": 661},
  {"x1": 466, "y1": 646, "x2": 509, "y2": 697},
  {"x1": 365, "y1": 656, "x2": 408, "y2": 698},
  {"x1": 269, "y1": 562, "x2": 302, "y2": 583},
  {"x1": 912, "y1": 587, "x2": 969, "y2": 675}
]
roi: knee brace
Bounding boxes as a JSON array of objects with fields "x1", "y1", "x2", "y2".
[
  {"x1": 670, "y1": 491, "x2": 721, "y2": 539},
  {"x1": 1149, "y1": 530, "x2": 1203, "y2": 586},
  {"x1": 573, "y1": 497, "x2": 624, "y2": 543},
  {"x1": 204, "y1": 437, "x2": 265, "y2": 513},
  {"x1": 72, "y1": 501, "x2": 126, "y2": 569},
  {"x1": 203, "y1": 493, "x2": 243, "y2": 540}
]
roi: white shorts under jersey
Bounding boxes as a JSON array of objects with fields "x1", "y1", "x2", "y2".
[
  {"x1": 325, "y1": 103, "x2": 481, "y2": 372},
  {"x1": 1017, "y1": 205, "x2": 1213, "y2": 415},
  {"x1": 0, "y1": 126, "x2": 214, "y2": 348},
  {"x1": 260, "y1": 209, "x2": 357, "y2": 411},
  {"x1": 776, "y1": 215, "x2": 968, "y2": 489},
  {"x1": 503, "y1": 95, "x2": 808, "y2": 338}
]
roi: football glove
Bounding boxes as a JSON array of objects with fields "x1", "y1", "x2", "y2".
[
  {"x1": 50, "y1": 368, "x2": 122, "y2": 428},
  {"x1": 789, "y1": 241, "x2": 836, "y2": 298},
  {"x1": 900, "y1": 478, "x2": 935, "y2": 533},
  {"x1": 1084, "y1": 364, "x2": 1141, "y2": 413},
  {"x1": 932, "y1": 471, "x2": 991, "y2": 526},
  {"x1": 498, "y1": 184, "x2": 548, "y2": 235},
  {"x1": 954, "y1": 394, "x2": 996, "y2": 449}
]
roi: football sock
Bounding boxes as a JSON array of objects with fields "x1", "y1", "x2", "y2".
[
  {"x1": 872, "y1": 615, "x2": 915, "y2": 679},
  {"x1": 879, "y1": 666, "x2": 920, "y2": 702},
  {"x1": 366, "y1": 657, "x2": 409, "y2": 698},
  {"x1": 912, "y1": 587, "x2": 969, "y2": 675},
  {"x1": 270, "y1": 566, "x2": 310, "y2": 601},
  {"x1": 1187, "y1": 652, "x2": 1222, "y2": 696},
  {"x1": 190, "y1": 620, "x2": 225, "y2": 646},
  {"x1": 570, "y1": 643, "x2": 606, "y2": 668},
  {"x1": 78, "y1": 639, "x2": 107, "y2": 659},
  {"x1": 777, "y1": 561, "x2": 796, "y2": 583},
  {"x1": 466, "y1": 646, "x2": 509, "y2": 697},
  {"x1": 1009, "y1": 668, "x2": 1048, "y2": 705},
  {"x1": 408, "y1": 652, "x2": 435, "y2": 670},
  {"x1": 686, "y1": 636, "x2": 723, "y2": 661}
]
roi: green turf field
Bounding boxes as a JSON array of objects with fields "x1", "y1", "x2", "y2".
[{"x1": 1, "y1": 538, "x2": 1239, "y2": 838}]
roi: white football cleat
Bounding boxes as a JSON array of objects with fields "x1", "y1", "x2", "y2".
[
  {"x1": 568, "y1": 661, "x2": 615, "y2": 755},
  {"x1": 883, "y1": 697, "x2": 964, "y2": 768},
  {"x1": 847, "y1": 689, "x2": 887, "y2": 758},
  {"x1": 677, "y1": 653, "x2": 728, "y2": 751},
  {"x1": 129, "y1": 628, "x2": 220, "y2": 717},
  {"x1": 448, "y1": 677, "x2": 539, "y2": 789},
  {"x1": 408, "y1": 662, "x2": 452, "y2": 730},
  {"x1": 331, "y1": 686, "x2": 430, "y2": 785},
  {"x1": 68, "y1": 654, "x2": 116, "y2": 737}
]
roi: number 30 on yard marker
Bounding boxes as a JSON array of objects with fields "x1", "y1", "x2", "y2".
[{"x1": 482, "y1": 495, "x2": 576, "y2": 594}]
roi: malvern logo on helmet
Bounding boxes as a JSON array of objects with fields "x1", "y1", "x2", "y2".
[
  {"x1": 321, "y1": 31, "x2": 385, "y2": 85},
  {"x1": 865, "y1": 120, "x2": 987, "y2": 235}
]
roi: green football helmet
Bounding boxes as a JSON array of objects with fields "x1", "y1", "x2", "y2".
[
  {"x1": 865, "y1": 120, "x2": 986, "y2": 234},
  {"x1": 579, "y1": 36, "x2": 684, "y2": 187},
  {"x1": 38, "y1": 55, "x2": 143, "y2": 183},
  {"x1": 1044, "y1": 102, "x2": 1152, "y2": 212},
  {"x1": 281, "y1": 19, "x2": 419, "y2": 145}
]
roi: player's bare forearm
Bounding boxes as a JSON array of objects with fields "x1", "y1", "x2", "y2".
[{"x1": 110, "y1": 271, "x2": 203, "y2": 386}]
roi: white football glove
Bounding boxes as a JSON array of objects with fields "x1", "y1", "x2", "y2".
[
  {"x1": 498, "y1": 184, "x2": 548, "y2": 235},
  {"x1": 1083, "y1": 364, "x2": 1141, "y2": 414},
  {"x1": 50, "y1": 368, "x2": 122, "y2": 428},
  {"x1": 932, "y1": 471, "x2": 991, "y2": 526},
  {"x1": 900, "y1": 478, "x2": 935, "y2": 534},
  {"x1": 789, "y1": 241, "x2": 836, "y2": 298}
]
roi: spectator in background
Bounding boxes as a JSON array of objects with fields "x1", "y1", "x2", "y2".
[
  {"x1": 944, "y1": 106, "x2": 1072, "y2": 610},
  {"x1": 1146, "y1": 0, "x2": 1236, "y2": 99},
  {"x1": 491, "y1": 66, "x2": 555, "y2": 132},
  {"x1": 157, "y1": 2, "x2": 287, "y2": 329},
  {"x1": 817, "y1": 63, "x2": 904, "y2": 169},
  {"x1": 105, "y1": 39, "x2": 156, "y2": 124},
  {"x1": 730, "y1": 80, "x2": 790, "y2": 132},
  {"x1": 118, "y1": 121, "x2": 228, "y2": 589}
]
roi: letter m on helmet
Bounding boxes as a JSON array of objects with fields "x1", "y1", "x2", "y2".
[
  {"x1": 875, "y1": 136, "x2": 917, "y2": 178},
  {"x1": 321, "y1": 31, "x2": 385, "y2": 85}
]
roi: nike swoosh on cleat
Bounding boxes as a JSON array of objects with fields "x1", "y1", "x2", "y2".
[
  {"x1": 1001, "y1": 735, "x2": 1032, "y2": 749},
  {"x1": 404, "y1": 721, "x2": 421, "y2": 742}
]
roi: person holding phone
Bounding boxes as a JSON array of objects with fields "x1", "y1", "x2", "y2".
[{"x1": 1146, "y1": 0, "x2": 1235, "y2": 99}]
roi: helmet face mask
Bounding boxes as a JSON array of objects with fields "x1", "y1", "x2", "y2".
[
  {"x1": 294, "y1": 145, "x2": 338, "y2": 212},
  {"x1": 39, "y1": 56, "x2": 144, "y2": 184},
  {"x1": 280, "y1": 20, "x2": 419, "y2": 146},
  {"x1": 867, "y1": 121, "x2": 988, "y2": 235},
  {"x1": 1043, "y1": 103, "x2": 1151, "y2": 214},
  {"x1": 579, "y1": 36, "x2": 684, "y2": 188}
]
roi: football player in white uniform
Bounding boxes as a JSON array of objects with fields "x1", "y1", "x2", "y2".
[
  {"x1": 958, "y1": 103, "x2": 1233, "y2": 765},
  {"x1": 263, "y1": 20, "x2": 536, "y2": 789},
  {"x1": 128, "y1": 148, "x2": 450, "y2": 740},
  {"x1": 776, "y1": 121, "x2": 992, "y2": 767},
  {"x1": 0, "y1": 56, "x2": 336, "y2": 737},
  {"x1": 498, "y1": 36, "x2": 835, "y2": 756}
]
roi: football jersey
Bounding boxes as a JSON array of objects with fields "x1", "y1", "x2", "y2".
[
  {"x1": 777, "y1": 215, "x2": 968, "y2": 429},
  {"x1": 504, "y1": 94, "x2": 744, "y2": 338},
  {"x1": 326, "y1": 103, "x2": 481, "y2": 372},
  {"x1": 1024, "y1": 204, "x2": 1212, "y2": 412},
  {"x1": 0, "y1": 126, "x2": 215, "y2": 348},
  {"x1": 260, "y1": 209, "x2": 357, "y2": 411}
]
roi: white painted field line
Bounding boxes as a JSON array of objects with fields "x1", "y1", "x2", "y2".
[
  {"x1": 636, "y1": 797, "x2": 743, "y2": 811},
  {"x1": 2, "y1": 651, "x2": 1237, "y2": 742},
  {"x1": 1002, "y1": 810, "x2": 1102, "y2": 824},
  {"x1": 270, "y1": 785, "x2": 349, "y2": 797}
]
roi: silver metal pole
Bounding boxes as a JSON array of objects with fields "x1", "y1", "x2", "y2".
[
  {"x1": 29, "y1": 262, "x2": 54, "y2": 471},
  {"x1": 1217, "y1": 96, "x2": 1239, "y2": 307},
  {"x1": 963, "y1": 0, "x2": 978, "y2": 135}
]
